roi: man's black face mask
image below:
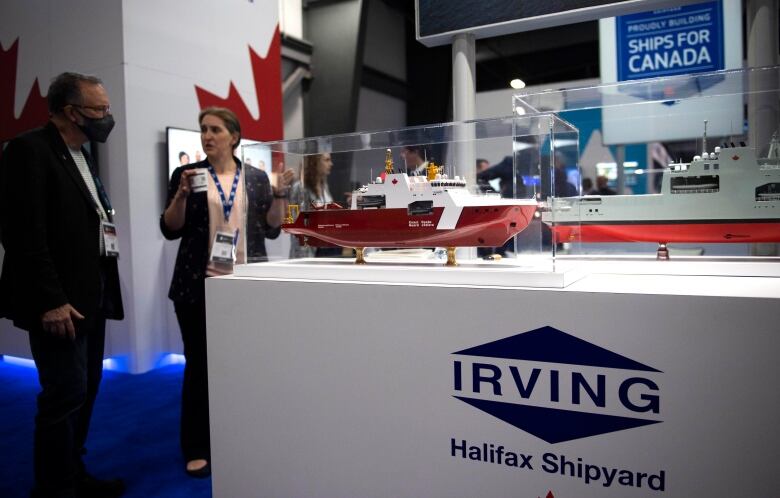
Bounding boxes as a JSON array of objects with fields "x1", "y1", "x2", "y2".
[{"x1": 77, "y1": 111, "x2": 115, "y2": 143}]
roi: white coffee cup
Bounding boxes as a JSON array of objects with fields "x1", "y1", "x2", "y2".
[{"x1": 190, "y1": 168, "x2": 209, "y2": 193}]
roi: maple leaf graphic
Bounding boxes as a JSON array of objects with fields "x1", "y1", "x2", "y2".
[
  {"x1": 0, "y1": 38, "x2": 49, "y2": 145},
  {"x1": 195, "y1": 26, "x2": 283, "y2": 147}
]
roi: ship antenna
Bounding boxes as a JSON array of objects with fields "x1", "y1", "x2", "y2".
[
  {"x1": 702, "y1": 119, "x2": 708, "y2": 154},
  {"x1": 384, "y1": 148, "x2": 393, "y2": 175}
]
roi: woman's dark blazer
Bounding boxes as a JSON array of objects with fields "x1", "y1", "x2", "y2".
[{"x1": 160, "y1": 158, "x2": 280, "y2": 304}]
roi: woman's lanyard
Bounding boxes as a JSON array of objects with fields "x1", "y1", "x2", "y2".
[{"x1": 207, "y1": 163, "x2": 241, "y2": 222}]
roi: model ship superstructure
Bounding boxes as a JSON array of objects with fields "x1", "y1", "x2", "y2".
[
  {"x1": 283, "y1": 150, "x2": 538, "y2": 264},
  {"x1": 544, "y1": 126, "x2": 780, "y2": 250}
]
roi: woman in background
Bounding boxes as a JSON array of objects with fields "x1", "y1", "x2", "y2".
[
  {"x1": 289, "y1": 153, "x2": 341, "y2": 258},
  {"x1": 161, "y1": 107, "x2": 293, "y2": 477}
]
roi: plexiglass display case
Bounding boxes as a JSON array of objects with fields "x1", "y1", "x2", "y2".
[
  {"x1": 514, "y1": 65, "x2": 780, "y2": 263},
  {"x1": 237, "y1": 115, "x2": 581, "y2": 287}
]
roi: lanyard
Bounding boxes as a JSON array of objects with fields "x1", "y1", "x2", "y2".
[
  {"x1": 207, "y1": 163, "x2": 241, "y2": 222},
  {"x1": 82, "y1": 148, "x2": 115, "y2": 221}
]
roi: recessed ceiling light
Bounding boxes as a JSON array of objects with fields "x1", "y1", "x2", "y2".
[{"x1": 510, "y1": 79, "x2": 526, "y2": 89}]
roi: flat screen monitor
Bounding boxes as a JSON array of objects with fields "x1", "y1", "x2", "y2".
[{"x1": 166, "y1": 127, "x2": 272, "y2": 179}]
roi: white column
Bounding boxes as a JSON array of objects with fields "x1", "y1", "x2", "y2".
[
  {"x1": 747, "y1": 0, "x2": 779, "y2": 155},
  {"x1": 452, "y1": 33, "x2": 476, "y2": 183},
  {"x1": 452, "y1": 34, "x2": 477, "y2": 260},
  {"x1": 747, "y1": 0, "x2": 779, "y2": 256}
]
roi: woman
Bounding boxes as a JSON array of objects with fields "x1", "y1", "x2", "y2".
[
  {"x1": 289, "y1": 153, "x2": 339, "y2": 258},
  {"x1": 160, "y1": 107, "x2": 293, "y2": 477}
]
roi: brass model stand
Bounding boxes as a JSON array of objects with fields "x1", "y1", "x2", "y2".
[
  {"x1": 446, "y1": 247, "x2": 458, "y2": 266},
  {"x1": 354, "y1": 247, "x2": 366, "y2": 264}
]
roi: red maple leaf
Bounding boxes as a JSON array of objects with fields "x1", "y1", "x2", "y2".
[
  {"x1": 195, "y1": 26, "x2": 283, "y2": 148},
  {"x1": 0, "y1": 38, "x2": 49, "y2": 145},
  {"x1": 537, "y1": 491, "x2": 555, "y2": 498}
]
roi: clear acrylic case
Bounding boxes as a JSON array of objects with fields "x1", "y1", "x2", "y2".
[
  {"x1": 514, "y1": 65, "x2": 780, "y2": 261},
  {"x1": 237, "y1": 115, "x2": 581, "y2": 287}
]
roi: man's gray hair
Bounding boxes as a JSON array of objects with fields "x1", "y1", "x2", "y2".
[{"x1": 47, "y1": 72, "x2": 103, "y2": 115}]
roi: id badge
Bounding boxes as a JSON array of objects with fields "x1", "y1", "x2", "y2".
[
  {"x1": 210, "y1": 231, "x2": 236, "y2": 264},
  {"x1": 101, "y1": 222, "x2": 120, "y2": 257}
]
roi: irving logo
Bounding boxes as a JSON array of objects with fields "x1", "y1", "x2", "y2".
[{"x1": 452, "y1": 326, "x2": 662, "y2": 443}]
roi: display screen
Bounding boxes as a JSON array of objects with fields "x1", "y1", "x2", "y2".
[
  {"x1": 416, "y1": 0, "x2": 699, "y2": 46},
  {"x1": 165, "y1": 127, "x2": 271, "y2": 179}
]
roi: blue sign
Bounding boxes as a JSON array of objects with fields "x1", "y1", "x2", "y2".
[{"x1": 616, "y1": 1, "x2": 724, "y2": 81}]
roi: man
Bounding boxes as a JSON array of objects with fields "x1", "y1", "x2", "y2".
[
  {"x1": 400, "y1": 145, "x2": 428, "y2": 175},
  {"x1": 475, "y1": 158, "x2": 496, "y2": 193},
  {"x1": 476, "y1": 155, "x2": 527, "y2": 199},
  {"x1": 596, "y1": 175, "x2": 617, "y2": 195},
  {"x1": 0, "y1": 72, "x2": 125, "y2": 498}
]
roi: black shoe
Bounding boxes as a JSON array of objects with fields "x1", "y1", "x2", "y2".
[
  {"x1": 76, "y1": 473, "x2": 125, "y2": 498},
  {"x1": 185, "y1": 461, "x2": 211, "y2": 478}
]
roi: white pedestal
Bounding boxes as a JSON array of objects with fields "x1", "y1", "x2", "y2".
[{"x1": 206, "y1": 269, "x2": 780, "y2": 498}]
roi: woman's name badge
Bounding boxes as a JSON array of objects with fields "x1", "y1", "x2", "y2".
[
  {"x1": 101, "y1": 222, "x2": 119, "y2": 257},
  {"x1": 210, "y1": 231, "x2": 236, "y2": 264}
]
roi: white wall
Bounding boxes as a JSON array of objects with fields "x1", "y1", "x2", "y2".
[{"x1": 0, "y1": 0, "x2": 283, "y2": 373}]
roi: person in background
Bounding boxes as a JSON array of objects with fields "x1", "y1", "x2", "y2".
[
  {"x1": 289, "y1": 153, "x2": 340, "y2": 258},
  {"x1": 476, "y1": 158, "x2": 497, "y2": 193},
  {"x1": 582, "y1": 177, "x2": 595, "y2": 195},
  {"x1": 179, "y1": 151, "x2": 190, "y2": 166},
  {"x1": 160, "y1": 107, "x2": 294, "y2": 478},
  {"x1": 595, "y1": 175, "x2": 617, "y2": 195},
  {"x1": 0, "y1": 72, "x2": 125, "y2": 498},
  {"x1": 400, "y1": 146, "x2": 428, "y2": 175},
  {"x1": 476, "y1": 155, "x2": 526, "y2": 199},
  {"x1": 554, "y1": 167, "x2": 578, "y2": 197}
]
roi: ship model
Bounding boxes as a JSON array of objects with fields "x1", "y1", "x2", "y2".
[
  {"x1": 282, "y1": 150, "x2": 538, "y2": 265},
  {"x1": 543, "y1": 124, "x2": 780, "y2": 259}
]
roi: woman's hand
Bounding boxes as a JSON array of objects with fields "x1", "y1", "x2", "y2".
[
  {"x1": 174, "y1": 170, "x2": 198, "y2": 202},
  {"x1": 164, "y1": 169, "x2": 198, "y2": 232},
  {"x1": 273, "y1": 168, "x2": 296, "y2": 197}
]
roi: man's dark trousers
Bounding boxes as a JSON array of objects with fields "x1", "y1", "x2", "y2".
[{"x1": 28, "y1": 315, "x2": 107, "y2": 497}]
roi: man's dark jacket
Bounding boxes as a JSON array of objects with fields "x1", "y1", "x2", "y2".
[{"x1": 0, "y1": 122, "x2": 123, "y2": 331}]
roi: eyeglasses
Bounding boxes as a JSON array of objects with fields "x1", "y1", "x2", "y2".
[{"x1": 69, "y1": 103, "x2": 111, "y2": 116}]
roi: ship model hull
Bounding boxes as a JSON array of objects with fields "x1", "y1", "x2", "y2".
[
  {"x1": 284, "y1": 204, "x2": 537, "y2": 248},
  {"x1": 553, "y1": 219, "x2": 780, "y2": 244}
]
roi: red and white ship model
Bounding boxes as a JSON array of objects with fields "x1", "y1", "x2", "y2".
[
  {"x1": 544, "y1": 126, "x2": 780, "y2": 257},
  {"x1": 282, "y1": 150, "x2": 538, "y2": 264}
]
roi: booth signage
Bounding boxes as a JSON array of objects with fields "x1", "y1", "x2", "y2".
[
  {"x1": 616, "y1": 1, "x2": 724, "y2": 81},
  {"x1": 450, "y1": 326, "x2": 667, "y2": 492}
]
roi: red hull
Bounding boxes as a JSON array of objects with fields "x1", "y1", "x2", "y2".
[
  {"x1": 553, "y1": 221, "x2": 780, "y2": 244},
  {"x1": 283, "y1": 205, "x2": 537, "y2": 248}
]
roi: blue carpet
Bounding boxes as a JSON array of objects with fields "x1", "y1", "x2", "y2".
[{"x1": 0, "y1": 360, "x2": 212, "y2": 498}]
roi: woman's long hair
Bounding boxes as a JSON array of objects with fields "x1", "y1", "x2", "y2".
[{"x1": 303, "y1": 154, "x2": 325, "y2": 198}]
